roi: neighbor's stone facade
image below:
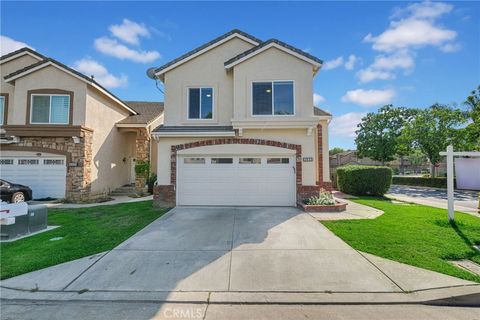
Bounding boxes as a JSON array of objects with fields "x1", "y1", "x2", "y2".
[
  {"x1": 153, "y1": 137, "x2": 331, "y2": 207},
  {"x1": 4, "y1": 130, "x2": 93, "y2": 201}
]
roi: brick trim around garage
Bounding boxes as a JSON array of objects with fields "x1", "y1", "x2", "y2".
[{"x1": 154, "y1": 137, "x2": 330, "y2": 207}]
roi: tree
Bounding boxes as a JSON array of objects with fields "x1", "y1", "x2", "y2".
[
  {"x1": 463, "y1": 85, "x2": 480, "y2": 150},
  {"x1": 403, "y1": 104, "x2": 467, "y2": 177},
  {"x1": 355, "y1": 105, "x2": 416, "y2": 165},
  {"x1": 329, "y1": 147, "x2": 345, "y2": 156},
  {"x1": 407, "y1": 149, "x2": 427, "y2": 174}
]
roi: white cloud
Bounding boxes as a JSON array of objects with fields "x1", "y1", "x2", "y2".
[
  {"x1": 357, "y1": 68, "x2": 395, "y2": 83},
  {"x1": 0, "y1": 35, "x2": 33, "y2": 55},
  {"x1": 394, "y1": 1, "x2": 453, "y2": 20},
  {"x1": 109, "y1": 19, "x2": 150, "y2": 46},
  {"x1": 341, "y1": 89, "x2": 395, "y2": 107},
  {"x1": 364, "y1": 19, "x2": 457, "y2": 52},
  {"x1": 323, "y1": 56, "x2": 344, "y2": 70},
  {"x1": 72, "y1": 58, "x2": 128, "y2": 89},
  {"x1": 371, "y1": 50, "x2": 415, "y2": 70},
  {"x1": 94, "y1": 37, "x2": 160, "y2": 63},
  {"x1": 313, "y1": 93, "x2": 326, "y2": 106},
  {"x1": 344, "y1": 55, "x2": 358, "y2": 70},
  {"x1": 440, "y1": 43, "x2": 461, "y2": 53},
  {"x1": 330, "y1": 112, "x2": 367, "y2": 138}
]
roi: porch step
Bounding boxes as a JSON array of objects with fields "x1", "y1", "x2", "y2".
[{"x1": 109, "y1": 184, "x2": 136, "y2": 196}]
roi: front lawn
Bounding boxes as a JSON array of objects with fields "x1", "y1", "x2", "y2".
[
  {"x1": 1, "y1": 200, "x2": 168, "y2": 280},
  {"x1": 323, "y1": 197, "x2": 480, "y2": 283}
]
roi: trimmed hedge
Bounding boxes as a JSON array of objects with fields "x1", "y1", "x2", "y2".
[
  {"x1": 337, "y1": 165, "x2": 392, "y2": 196},
  {"x1": 392, "y1": 176, "x2": 454, "y2": 189}
]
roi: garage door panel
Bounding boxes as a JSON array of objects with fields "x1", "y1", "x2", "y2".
[
  {"x1": 178, "y1": 155, "x2": 295, "y2": 206},
  {"x1": 0, "y1": 155, "x2": 66, "y2": 199}
]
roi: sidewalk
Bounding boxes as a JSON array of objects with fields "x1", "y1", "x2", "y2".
[{"x1": 29, "y1": 195, "x2": 153, "y2": 209}]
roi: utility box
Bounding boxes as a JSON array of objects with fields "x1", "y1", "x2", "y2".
[{"x1": 0, "y1": 203, "x2": 48, "y2": 241}]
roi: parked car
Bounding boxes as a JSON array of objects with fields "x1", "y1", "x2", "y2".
[{"x1": 0, "y1": 179, "x2": 33, "y2": 203}]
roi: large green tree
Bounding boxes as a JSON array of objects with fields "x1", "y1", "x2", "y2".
[
  {"x1": 463, "y1": 85, "x2": 480, "y2": 150},
  {"x1": 355, "y1": 105, "x2": 417, "y2": 165},
  {"x1": 403, "y1": 104, "x2": 466, "y2": 177}
]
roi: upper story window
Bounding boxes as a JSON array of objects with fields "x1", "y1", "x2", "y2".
[
  {"x1": 252, "y1": 81, "x2": 294, "y2": 116},
  {"x1": 31, "y1": 94, "x2": 70, "y2": 124},
  {"x1": 0, "y1": 95, "x2": 5, "y2": 125},
  {"x1": 188, "y1": 88, "x2": 213, "y2": 119}
]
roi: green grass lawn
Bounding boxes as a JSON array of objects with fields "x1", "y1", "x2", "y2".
[
  {"x1": 323, "y1": 197, "x2": 480, "y2": 283},
  {"x1": 1, "y1": 200, "x2": 168, "y2": 280}
]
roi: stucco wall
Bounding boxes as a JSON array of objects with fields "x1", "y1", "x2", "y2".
[
  {"x1": 85, "y1": 87, "x2": 133, "y2": 193},
  {"x1": 232, "y1": 47, "x2": 314, "y2": 120},
  {"x1": 163, "y1": 37, "x2": 255, "y2": 126},
  {"x1": 1, "y1": 55, "x2": 42, "y2": 124},
  {"x1": 155, "y1": 128, "x2": 318, "y2": 186},
  {"x1": 8, "y1": 66, "x2": 87, "y2": 125}
]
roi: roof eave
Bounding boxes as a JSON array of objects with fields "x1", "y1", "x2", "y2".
[
  {"x1": 0, "y1": 48, "x2": 44, "y2": 65},
  {"x1": 154, "y1": 32, "x2": 260, "y2": 77}
]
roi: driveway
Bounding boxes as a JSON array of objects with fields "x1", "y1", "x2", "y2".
[
  {"x1": 2, "y1": 207, "x2": 473, "y2": 294},
  {"x1": 388, "y1": 185, "x2": 479, "y2": 216}
]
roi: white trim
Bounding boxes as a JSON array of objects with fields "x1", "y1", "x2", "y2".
[
  {"x1": 152, "y1": 131, "x2": 235, "y2": 138},
  {"x1": 187, "y1": 87, "x2": 215, "y2": 120},
  {"x1": 225, "y1": 42, "x2": 322, "y2": 70},
  {"x1": 251, "y1": 80, "x2": 295, "y2": 117},
  {"x1": 116, "y1": 123, "x2": 148, "y2": 128},
  {"x1": 30, "y1": 94, "x2": 70, "y2": 125},
  {"x1": 0, "y1": 50, "x2": 43, "y2": 65},
  {"x1": 5, "y1": 61, "x2": 137, "y2": 115},
  {"x1": 231, "y1": 118, "x2": 321, "y2": 129},
  {"x1": 154, "y1": 33, "x2": 260, "y2": 77}
]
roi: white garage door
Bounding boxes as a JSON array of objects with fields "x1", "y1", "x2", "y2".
[
  {"x1": 0, "y1": 153, "x2": 67, "y2": 199},
  {"x1": 177, "y1": 155, "x2": 296, "y2": 206}
]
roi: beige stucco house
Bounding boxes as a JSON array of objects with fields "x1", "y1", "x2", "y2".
[
  {"x1": 152, "y1": 29, "x2": 332, "y2": 207},
  {"x1": 0, "y1": 48, "x2": 163, "y2": 201}
]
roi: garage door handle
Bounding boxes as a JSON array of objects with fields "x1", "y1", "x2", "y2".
[{"x1": 292, "y1": 166, "x2": 296, "y2": 174}]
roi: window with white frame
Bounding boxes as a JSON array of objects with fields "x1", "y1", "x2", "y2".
[
  {"x1": 0, "y1": 96, "x2": 5, "y2": 125},
  {"x1": 188, "y1": 88, "x2": 213, "y2": 119},
  {"x1": 252, "y1": 81, "x2": 294, "y2": 115},
  {"x1": 31, "y1": 94, "x2": 70, "y2": 124}
]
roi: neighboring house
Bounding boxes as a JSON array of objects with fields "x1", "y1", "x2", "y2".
[
  {"x1": 0, "y1": 48, "x2": 163, "y2": 201},
  {"x1": 151, "y1": 29, "x2": 332, "y2": 207}
]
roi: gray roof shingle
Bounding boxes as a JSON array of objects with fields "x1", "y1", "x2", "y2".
[
  {"x1": 153, "y1": 125, "x2": 234, "y2": 133},
  {"x1": 313, "y1": 107, "x2": 331, "y2": 117},
  {"x1": 118, "y1": 101, "x2": 164, "y2": 125}
]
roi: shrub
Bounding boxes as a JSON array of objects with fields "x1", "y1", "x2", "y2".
[
  {"x1": 337, "y1": 165, "x2": 392, "y2": 196},
  {"x1": 392, "y1": 176, "x2": 455, "y2": 189},
  {"x1": 304, "y1": 189, "x2": 335, "y2": 205}
]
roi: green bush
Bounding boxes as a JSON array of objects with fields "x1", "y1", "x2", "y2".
[
  {"x1": 337, "y1": 165, "x2": 392, "y2": 196},
  {"x1": 392, "y1": 176, "x2": 455, "y2": 189}
]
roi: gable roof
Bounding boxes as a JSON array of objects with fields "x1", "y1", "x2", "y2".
[
  {"x1": 154, "y1": 29, "x2": 261, "y2": 77},
  {"x1": 224, "y1": 39, "x2": 323, "y2": 71},
  {"x1": 0, "y1": 47, "x2": 45, "y2": 65},
  {"x1": 117, "y1": 101, "x2": 164, "y2": 126},
  {"x1": 313, "y1": 107, "x2": 331, "y2": 117},
  {"x1": 3, "y1": 55, "x2": 137, "y2": 115}
]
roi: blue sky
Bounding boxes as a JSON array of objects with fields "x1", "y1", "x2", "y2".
[{"x1": 2, "y1": 1, "x2": 479, "y2": 149}]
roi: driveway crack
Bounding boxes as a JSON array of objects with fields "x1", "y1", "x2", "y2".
[{"x1": 227, "y1": 208, "x2": 236, "y2": 292}]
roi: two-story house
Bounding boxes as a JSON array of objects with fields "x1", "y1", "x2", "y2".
[
  {"x1": 0, "y1": 48, "x2": 163, "y2": 202},
  {"x1": 151, "y1": 30, "x2": 332, "y2": 207}
]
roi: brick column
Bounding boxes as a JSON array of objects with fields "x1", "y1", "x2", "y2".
[{"x1": 317, "y1": 124, "x2": 332, "y2": 191}]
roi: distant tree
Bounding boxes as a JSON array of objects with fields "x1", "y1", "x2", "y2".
[
  {"x1": 329, "y1": 147, "x2": 346, "y2": 156},
  {"x1": 407, "y1": 149, "x2": 427, "y2": 174},
  {"x1": 403, "y1": 104, "x2": 466, "y2": 177},
  {"x1": 463, "y1": 85, "x2": 480, "y2": 150},
  {"x1": 355, "y1": 105, "x2": 417, "y2": 165}
]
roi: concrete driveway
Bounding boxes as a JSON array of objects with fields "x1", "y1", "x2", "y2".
[{"x1": 2, "y1": 206, "x2": 474, "y2": 294}]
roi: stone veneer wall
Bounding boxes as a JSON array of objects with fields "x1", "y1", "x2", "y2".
[
  {"x1": 6, "y1": 132, "x2": 93, "y2": 201},
  {"x1": 154, "y1": 137, "x2": 332, "y2": 207},
  {"x1": 135, "y1": 128, "x2": 150, "y2": 190}
]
